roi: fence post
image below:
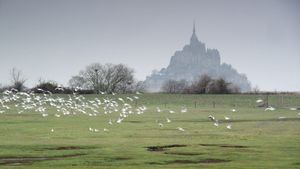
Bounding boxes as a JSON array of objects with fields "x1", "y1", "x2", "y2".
[{"x1": 265, "y1": 94, "x2": 269, "y2": 107}]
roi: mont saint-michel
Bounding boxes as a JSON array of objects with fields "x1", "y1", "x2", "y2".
[
  {"x1": 144, "y1": 24, "x2": 251, "y2": 92},
  {"x1": 1, "y1": 1, "x2": 299, "y2": 169}
]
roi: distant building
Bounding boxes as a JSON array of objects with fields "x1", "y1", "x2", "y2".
[{"x1": 144, "y1": 23, "x2": 251, "y2": 92}]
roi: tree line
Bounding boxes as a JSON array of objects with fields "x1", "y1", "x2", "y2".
[
  {"x1": 0, "y1": 63, "x2": 144, "y2": 94},
  {"x1": 161, "y1": 74, "x2": 241, "y2": 94},
  {"x1": 1, "y1": 64, "x2": 261, "y2": 94}
]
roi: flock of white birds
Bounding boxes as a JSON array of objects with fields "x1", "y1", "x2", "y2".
[
  {"x1": 0, "y1": 88, "x2": 299, "y2": 134},
  {"x1": 207, "y1": 109, "x2": 235, "y2": 130},
  {"x1": 0, "y1": 88, "x2": 150, "y2": 133}
]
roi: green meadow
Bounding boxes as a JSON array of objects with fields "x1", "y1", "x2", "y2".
[{"x1": 0, "y1": 94, "x2": 300, "y2": 169}]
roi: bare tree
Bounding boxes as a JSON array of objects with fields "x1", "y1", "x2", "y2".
[
  {"x1": 10, "y1": 68, "x2": 26, "y2": 92},
  {"x1": 68, "y1": 63, "x2": 135, "y2": 93},
  {"x1": 132, "y1": 81, "x2": 146, "y2": 92},
  {"x1": 162, "y1": 80, "x2": 176, "y2": 93},
  {"x1": 252, "y1": 85, "x2": 260, "y2": 94},
  {"x1": 105, "y1": 64, "x2": 134, "y2": 93},
  {"x1": 68, "y1": 75, "x2": 86, "y2": 89},
  {"x1": 206, "y1": 78, "x2": 231, "y2": 94},
  {"x1": 189, "y1": 74, "x2": 212, "y2": 94},
  {"x1": 228, "y1": 84, "x2": 241, "y2": 93},
  {"x1": 79, "y1": 63, "x2": 104, "y2": 92},
  {"x1": 161, "y1": 79, "x2": 187, "y2": 93},
  {"x1": 163, "y1": 75, "x2": 239, "y2": 94}
]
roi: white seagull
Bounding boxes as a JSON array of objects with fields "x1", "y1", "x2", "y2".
[
  {"x1": 226, "y1": 124, "x2": 232, "y2": 129},
  {"x1": 208, "y1": 115, "x2": 216, "y2": 121},
  {"x1": 256, "y1": 99, "x2": 263, "y2": 103},
  {"x1": 166, "y1": 118, "x2": 171, "y2": 123},
  {"x1": 176, "y1": 127, "x2": 185, "y2": 132},
  {"x1": 265, "y1": 106, "x2": 275, "y2": 111}
]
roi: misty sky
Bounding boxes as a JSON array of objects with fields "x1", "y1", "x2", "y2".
[{"x1": 0, "y1": 0, "x2": 299, "y2": 91}]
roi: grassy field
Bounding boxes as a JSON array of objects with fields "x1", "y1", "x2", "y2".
[{"x1": 0, "y1": 93, "x2": 300, "y2": 169}]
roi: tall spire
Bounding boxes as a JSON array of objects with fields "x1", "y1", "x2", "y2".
[
  {"x1": 193, "y1": 20, "x2": 196, "y2": 34},
  {"x1": 190, "y1": 20, "x2": 199, "y2": 44}
]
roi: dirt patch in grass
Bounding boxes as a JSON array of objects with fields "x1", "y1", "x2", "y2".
[
  {"x1": 102, "y1": 157, "x2": 132, "y2": 163},
  {"x1": 146, "y1": 144, "x2": 187, "y2": 152},
  {"x1": 126, "y1": 120, "x2": 142, "y2": 123},
  {"x1": 169, "y1": 158, "x2": 230, "y2": 164},
  {"x1": 0, "y1": 153, "x2": 86, "y2": 166},
  {"x1": 111, "y1": 157, "x2": 131, "y2": 161},
  {"x1": 199, "y1": 144, "x2": 248, "y2": 148},
  {"x1": 147, "y1": 158, "x2": 231, "y2": 165},
  {"x1": 199, "y1": 158, "x2": 231, "y2": 163},
  {"x1": 164, "y1": 152, "x2": 202, "y2": 156},
  {"x1": 46, "y1": 146, "x2": 91, "y2": 150}
]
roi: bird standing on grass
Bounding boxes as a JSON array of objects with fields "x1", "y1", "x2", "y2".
[{"x1": 177, "y1": 127, "x2": 185, "y2": 132}]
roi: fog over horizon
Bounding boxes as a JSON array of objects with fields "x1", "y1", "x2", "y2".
[{"x1": 0, "y1": 0, "x2": 299, "y2": 91}]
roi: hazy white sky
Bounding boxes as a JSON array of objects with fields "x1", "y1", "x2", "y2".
[{"x1": 0, "y1": 0, "x2": 299, "y2": 91}]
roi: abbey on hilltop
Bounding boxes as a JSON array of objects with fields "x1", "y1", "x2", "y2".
[{"x1": 144, "y1": 23, "x2": 251, "y2": 92}]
